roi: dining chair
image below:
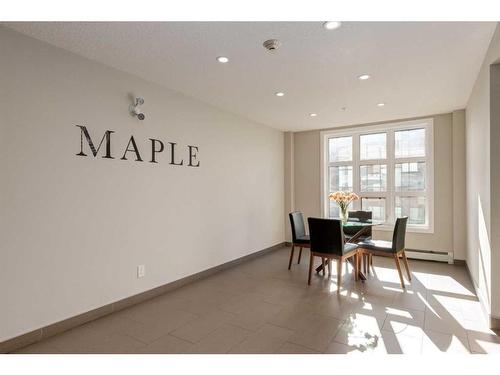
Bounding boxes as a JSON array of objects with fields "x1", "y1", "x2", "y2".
[
  {"x1": 357, "y1": 216, "x2": 410, "y2": 288},
  {"x1": 288, "y1": 211, "x2": 310, "y2": 269},
  {"x1": 307, "y1": 217, "x2": 359, "y2": 291},
  {"x1": 345, "y1": 210, "x2": 373, "y2": 273}
]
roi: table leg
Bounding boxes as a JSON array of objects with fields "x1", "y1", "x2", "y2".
[{"x1": 315, "y1": 226, "x2": 369, "y2": 281}]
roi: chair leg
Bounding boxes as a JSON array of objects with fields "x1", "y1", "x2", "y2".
[
  {"x1": 288, "y1": 244, "x2": 295, "y2": 270},
  {"x1": 393, "y1": 253, "x2": 405, "y2": 289},
  {"x1": 297, "y1": 247, "x2": 303, "y2": 264},
  {"x1": 337, "y1": 258, "x2": 342, "y2": 291},
  {"x1": 308, "y1": 253, "x2": 314, "y2": 285},
  {"x1": 354, "y1": 254, "x2": 359, "y2": 282},
  {"x1": 366, "y1": 253, "x2": 371, "y2": 275},
  {"x1": 321, "y1": 258, "x2": 326, "y2": 276},
  {"x1": 328, "y1": 258, "x2": 332, "y2": 277},
  {"x1": 370, "y1": 253, "x2": 373, "y2": 266},
  {"x1": 402, "y1": 250, "x2": 411, "y2": 281},
  {"x1": 363, "y1": 254, "x2": 367, "y2": 274}
]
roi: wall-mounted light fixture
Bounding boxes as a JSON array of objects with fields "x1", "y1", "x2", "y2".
[{"x1": 130, "y1": 96, "x2": 145, "y2": 121}]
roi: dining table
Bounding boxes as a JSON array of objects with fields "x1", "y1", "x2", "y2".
[{"x1": 315, "y1": 219, "x2": 379, "y2": 281}]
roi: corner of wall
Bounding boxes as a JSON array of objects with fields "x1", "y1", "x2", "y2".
[
  {"x1": 284, "y1": 132, "x2": 295, "y2": 241},
  {"x1": 452, "y1": 109, "x2": 467, "y2": 261}
]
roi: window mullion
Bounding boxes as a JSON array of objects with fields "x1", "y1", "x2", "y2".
[
  {"x1": 353, "y1": 134, "x2": 360, "y2": 210},
  {"x1": 387, "y1": 130, "x2": 395, "y2": 224}
]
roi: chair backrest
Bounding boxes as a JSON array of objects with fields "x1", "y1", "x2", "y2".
[
  {"x1": 348, "y1": 210, "x2": 372, "y2": 222},
  {"x1": 391, "y1": 216, "x2": 408, "y2": 252},
  {"x1": 345, "y1": 210, "x2": 373, "y2": 236},
  {"x1": 289, "y1": 211, "x2": 306, "y2": 242},
  {"x1": 307, "y1": 217, "x2": 345, "y2": 256}
]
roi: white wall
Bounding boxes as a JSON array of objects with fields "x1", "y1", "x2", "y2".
[
  {"x1": 291, "y1": 113, "x2": 462, "y2": 256},
  {"x1": 452, "y1": 110, "x2": 467, "y2": 261},
  {"x1": 0, "y1": 27, "x2": 284, "y2": 341},
  {"x1": 465, "y1": 23, "x2": 500, "y2": 322}
]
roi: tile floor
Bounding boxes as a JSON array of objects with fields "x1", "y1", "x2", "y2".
[{"x1": 14, "y1": 246, "x2": 500, "y2": 354}]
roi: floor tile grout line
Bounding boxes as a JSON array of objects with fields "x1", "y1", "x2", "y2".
[{"x1": 278, "y1": 341, "x2": 321, "y2": 354}]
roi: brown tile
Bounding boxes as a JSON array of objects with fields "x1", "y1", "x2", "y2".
[
  {"x1": 229, "y1": 324, "x2": 294, "y2": 354},
  {"x1": 170, "y1": 309, "x2": 236, "y2": 343},
  {"x1": 467, "y1": 330, "x2": 500, "y2": 354},
  {"x1": 288, "y1": 314, "x2": 343, "y2": 352},
  {"x1": 267, "y1": 305, "x2": 318, "y2": 332},
  {"x1": 424, "y1": 307, "x2": 468, "y2": 338},
  {"x1": 12, "y1": 339, "x2": 61, "y2": 354},
  {"x1": 325, "y1": 336, "x2": 386, "y2": 354},
  {"x1": 390, "y1": 289, "x2": 428, "y2": 311},
  {"x1": 41, "y1": 325, "x2": 146, "y2": 354},
  {"x1": 137, "y1": 334, "x2": 194, "y2": 354},
  {"x1": 229, "y1": 300, "x2": 283, "y2": 331},
  {"x1": 332, "y1": 312, "x2": 387, "y2": 347},
  {"x1": 82, "y1": 313, "x2": 181, "y2": 344},
  {"x1": 312, "y1": 294, "x2": 361, "y2": 320},
  {"x1": 324, "y1": 341, "x2": 361, "y2": 354},
  {"x1": 327, "y1": 329, "x2": 422, "y2": 354},
  {"x1": 189, "y1": 324, "x2": 252, "y2": 353},
  {"x1": 382, "y1": 307, "x2": 425, "y2": 337},
  {"x1": 421, "y1": 329, "x2": 470, "y2": 354},
  {"x1": 115, "y1": 302, "x2": 199, "y2": 337},
  {"x1": 216, "y1": 291, "x2": 265, "y2": 315},
  {"x1": 379, "y1": 330, "x2": 423, "y2": 354},
  {"x1": 276, "y1": 342, "x2": 320, "y2": 354}
]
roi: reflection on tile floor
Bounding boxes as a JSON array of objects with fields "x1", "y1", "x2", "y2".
[{"x1": 14, "y1": 246, "x2": 500, "y2": 354}]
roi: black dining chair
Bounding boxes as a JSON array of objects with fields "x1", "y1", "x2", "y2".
[
  {"x1": 307, "y1": 217, "x2": 359, "y2": 291},
  {"x1": 357, "y1": 217, "x2": 410, "y2": 288},
  {"x1": 288, "y1": 211, "x2": 310, "y2": 269}
]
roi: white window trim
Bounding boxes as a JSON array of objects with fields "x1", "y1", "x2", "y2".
[{"x1": 320, "y1": 118, "x2": 434, "y2": 234}]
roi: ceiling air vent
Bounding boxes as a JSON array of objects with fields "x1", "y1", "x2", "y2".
[{"x1": 263, "y1": 39, "x2": 281, "y2": 51}]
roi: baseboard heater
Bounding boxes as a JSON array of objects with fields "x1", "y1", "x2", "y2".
[{"x1": 405, "y1": 249, "x2": 453, "y2": 264}]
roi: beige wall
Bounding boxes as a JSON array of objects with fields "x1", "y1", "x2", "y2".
[
  {"x1": 452, "y1": 110, "x2": 467, "y2": 261},
  {"x1": 0, "y1": 27, "x2": 285, "y2": 341},
  {"x1": 292, "y1": 112, "x2": 464, "y2": 256},
  {"x1": 491, "y1": 64, "x2": 500, "y2": 320},
  {"x1": 293, "y1": 130, "x2": 321, "y2": 234},
  {"x1": 466, "y1": 23, "x2": 500, "y2": 322}
]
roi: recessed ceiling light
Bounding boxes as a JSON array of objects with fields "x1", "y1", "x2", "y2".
[
  {"x1": 358, "y1": 74, "x2": 371, "y2": 80},
  {"x1": 216, "y1": 56, "x2": 229, "y2": 63},
  {"x1": 323, "y1": 21, "x2": 342, "y2": 30},
  {"x1": 275, "y1": 92, "x2": 285, "y2": 97},
  {"x1": 377, "y1": 102, "x2": 386, "y2": 107},
  {"x1": 309, "y1": 113, "x2": 318, "y2": 117}
]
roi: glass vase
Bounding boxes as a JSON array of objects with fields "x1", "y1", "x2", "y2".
[{"x1": 339, "y1": 206, "x2": 349, "y2": 224}]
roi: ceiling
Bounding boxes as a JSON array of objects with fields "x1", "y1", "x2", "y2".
[{"x1": 4, "y1": 22, "x2": 497, "y2": 131}]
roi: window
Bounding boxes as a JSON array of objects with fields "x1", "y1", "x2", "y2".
[{"x1": 321, "y1": 119, "x2": 434, "y2": 232}]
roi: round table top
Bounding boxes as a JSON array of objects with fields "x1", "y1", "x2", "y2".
[{"x1": 341, "y1": 220, "x2": 378, "y2": 227}]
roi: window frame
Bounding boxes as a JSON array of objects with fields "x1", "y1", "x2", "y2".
[{"x1": 320, "y1": 118, "x2": 434, "y2": 233}]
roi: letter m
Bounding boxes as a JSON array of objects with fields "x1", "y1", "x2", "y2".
[{"x1": 76, "y1": 125, "x2": 114, "y2": 159}]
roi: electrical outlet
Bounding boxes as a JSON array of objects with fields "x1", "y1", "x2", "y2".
[{"x1": 137, "y1": 265, "x2": 145, "y2": 278}]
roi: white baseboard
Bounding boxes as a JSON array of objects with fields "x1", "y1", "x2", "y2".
[{"x1": 405, "y1": 249, "x2": 453, "y2": 263}]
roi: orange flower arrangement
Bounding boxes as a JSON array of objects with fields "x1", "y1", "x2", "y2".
[{"x1": 329, "y1": 191, "x2": 359, "y2": 222}]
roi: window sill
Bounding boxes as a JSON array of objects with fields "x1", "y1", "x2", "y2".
[{"x1": 373, "y1": 224, "x2": 434, "y2": 234}]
